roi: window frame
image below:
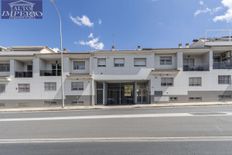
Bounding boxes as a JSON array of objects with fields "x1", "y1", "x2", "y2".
[
  {"x1": 161, "y1": 77, "x2": 174, "y2": 87},
  {"x1": 114, "y1": 58, "x2": 125, "y2": 67},
  {"x1": 160, "y1": 56, "x2": 172, "y2": 65},
  {"x1": 218, "y1": 75, "x2": 231, "y2": 84},
  {"x1": 97, "y1": 58, "x2": 106, "y2": 67},
  {"x1": 18, "y1": 83, "x2": 30, "y2": 93},
  {"x1": 0, "y1": 64, "x2": 10, "y2": 72},
  {"x1": 73, "y1": 60, "x2": 85, "y2": 70},
  {"x1": 71, "y1": 82, "x2": 84, "y2": 91},
  {"x1": 44, "y1": 82, "x2": 57, "y2": 91},
  {"x1": 189, "y1": 77, "x2": 202, "y2": 86},
  {"x1": 134, "y1": 58, "x2": 147, "y2": 67}
]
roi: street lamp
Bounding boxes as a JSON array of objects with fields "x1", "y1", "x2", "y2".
[{"x1": 50, "y1": 0, "x2": 65, "y2": 108}]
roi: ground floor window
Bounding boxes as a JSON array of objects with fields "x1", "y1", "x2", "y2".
[
  {"x1": 218, "y1": 75, "x2": 231, "y2": 84},
  {"x1": 44, "y1": 82, "x2": 57, "y2": 91},
  {"x1": 71, "y1": 82, "x2": 84, "y2": 91},
  {"x1": 161, "y1": 77, "x2": 174, "y2": 86},
  {"x1": 170, "y1": 97, "x2": 178, "y2": 101},
  {"x1": 189, "y1": 77, "x2": 202, "y2": 86},
  {"x1": 18, "y1": 83, "x2": 30, "y2": 93},
  {"x1": 189, "y1": 97, "x2": 202, "y2": 101},
  {"x1": 218, "y1": 95, "x2": 232, "y2": 100}
]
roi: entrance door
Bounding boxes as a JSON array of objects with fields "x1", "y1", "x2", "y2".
[
  {"x1": 136, "y1": 82, "x2": 149, "y2": 104},
  {"x1": 107, "y1": 83, "x2": 134, "y2": 105}
]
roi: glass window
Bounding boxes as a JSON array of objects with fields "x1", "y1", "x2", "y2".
[
  {"x1": 0, "y1": 84, "x2": 6, "y2": 93},
  {"x1": 44, "y1": 82, "x2": 57, "y2": 91},
  {"x1": 134, "y1": 58, "x2": 146, "y2": 67},
  {"x1": 161, "y1": 77, "x2": 174, "y2": 86},
  {"x1": 218, "y1": 75, "x2": 231, "y2": 84},
  {"x1": 189, "y1": 97, "x2": 202, "y2": 101},
  {"x1": 189, "y1": 77, "x2": 202, "y2": 86},
  {"x1": 154, "y1": 91, "x2": 163, "y2": 96},
  {"x1": 97, "y1": 58, "x2": 106, "y2": 67},
  {"x1": 114, "y1": 58, "x2": 125, "y2": 67},
  {"x1": 160, "y1": 56, "x2": 172, "y2": 65},
  {"x1": 73, "y1": 61, "x2": 85, "y2": 70},
  {"x1": 18, "y1": 84, "x2": 30, "y2": 93},
  {"x1": 71, "y1": 82, "x2": 84, "y2": 91},
  {"x1": 0, "y1": 64, "x2": 10, "y2": 72}
]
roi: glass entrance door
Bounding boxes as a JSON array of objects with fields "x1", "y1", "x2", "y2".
[{"x1": 107, "y1": 83, "x2": 134, "y2": 105}]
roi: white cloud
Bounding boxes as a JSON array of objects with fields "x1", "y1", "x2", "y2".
[
  {"x1": 194, "y1": 1, "x2": 222, "y2": 17},
  {"x1": 70, "y1": 15, "x2": 94, "y2": 27},
  {"x1": 213, "y1": 0, "x2": 232, "y2": 22},
  {"x1": 77, "y1": 33, "x2": 104, "y2": 50}
]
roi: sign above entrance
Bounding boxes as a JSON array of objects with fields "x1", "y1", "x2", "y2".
[{"x1": 1, "y1": 0, "x2": 43, "y2": 19}]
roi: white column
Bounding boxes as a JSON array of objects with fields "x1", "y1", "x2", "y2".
[
  {"x1": 177, "y1": 51, "x2": 183, "y2": 71},
  {"x1": 103, "y1": 82, "x2": 106, "y2": 105},
  {"x1": 209, "y1": 50, "x2": 213, "y2": 71},
  {"x1": 33, "y1": 58, "x2": 40, "y2": 78},
  {"x1": 91, "y1": 80, "x2": 95, "y2": 106},
  {"x1": 9, "y1": 59, "x2": 15, "y2": 78}
]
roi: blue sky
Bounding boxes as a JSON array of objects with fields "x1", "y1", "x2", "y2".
[{"x1": 0, "y1": 0, "x2": 232, "y2": 52}]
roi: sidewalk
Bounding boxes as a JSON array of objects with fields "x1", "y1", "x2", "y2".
[{"x1": 0, "y1": 101, "x2": 232, "y2": 112}]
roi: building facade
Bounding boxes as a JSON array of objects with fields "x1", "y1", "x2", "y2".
[{"x1": 0, "y1": 38, "x2": 232, "y2": 107}]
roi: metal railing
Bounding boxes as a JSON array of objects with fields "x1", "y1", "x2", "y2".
[
  {"x1": 213, "y1": 62, "x2": 232, "y2": 69},
  {"x1": 40, "y1": 70, "x2": 61, "y2": 76},
  {"x1": 183, "y1": 65, "x2": 209, "y2": 71},
  {"x1": 15, "y1": 71, "x2": 33, "y2": 78}
]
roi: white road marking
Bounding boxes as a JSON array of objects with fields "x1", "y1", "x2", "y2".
[
  {"x1": 1, "y1": 136, "x2": 232, "y2": 143},
  {"x1": 0, "y1": 112, "x2": 231, "y2": 122}
]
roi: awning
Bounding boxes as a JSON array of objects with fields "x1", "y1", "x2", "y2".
[
  {"x1": 66, "y1": 74, "x2": 92, "y2": 80},
  {"x1": 0, "y1": 77, "x2": 11, "y2": 82}
]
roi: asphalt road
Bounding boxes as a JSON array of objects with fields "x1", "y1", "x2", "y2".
[{"x1": 1, "y1": 105, "x2": 232, "y2": 154}]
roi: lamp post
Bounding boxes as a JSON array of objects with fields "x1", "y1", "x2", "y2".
[{"x1": 50, "y1": 0, "x2": 65, "y2": 108}]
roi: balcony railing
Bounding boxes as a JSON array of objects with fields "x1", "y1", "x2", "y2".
[
  {"x1": 15, "y1": 71, "x2": 33, "y2": 78},
  {"x1": 40, "y1": 70, "x2": 61, "y2": 76},
  {"x1": 183, "y1": 65, "x2": 209, "y2": 71},
  {"x1": 213, "y1": 62, "x2": 232, "y2": 69}
]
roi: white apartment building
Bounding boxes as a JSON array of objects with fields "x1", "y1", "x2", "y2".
[{"x1": 0, "y1": 37, "x2": 232, "y2": 107}]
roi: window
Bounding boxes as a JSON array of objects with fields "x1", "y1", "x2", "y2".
[
  {"x1": 161, "y1": 77, "x2": 174, "y2": 86},
  {"x1": 189, "y1": 97, "x2": 202, "y2": 101},
  {"x1": 134, "y1": 58, "x2": 146, "y2": 67},
  {"x1": 114, "y1": 58, "x2": 125, "y2": 67},
  {"x1": 0, "y1": 84, "x2": 5, "y2": 93},
  {"x1": 160, "y1": 56, "x2": 172, "y2": 65},
  {"x1": 97, "y1": 58, "x2": 106, "y2": 67},
  {"x1": 218, "y1": 75, "x2": 231, "y2": 84},
  {"x1": 0, "y1": 64, "x2": 10, "y2": 72},
  {"x1": 44, "y1": 82, "x2": 57, "y2": 91},
  {"x1": 154, "y1": 91, "x2": 163, "y2": 96},
  {"x1": 73, "y1": 61, "x2": 85, "y2": 70},
  {"x1": 71, "y1": 82, "x2": 84, "y2": 91},
  {"x1": 170, "y1": 97, "x2": 178, "y2": 101},
  {"x1": 189, "y1": 77, "x2": 202, "y2": 86},
  {"x1": 18, "y1": 84, "x2": 30, "y2": 93},
  {"x1": 219, "y1": 95, "x2": 232, "y2": 100}
]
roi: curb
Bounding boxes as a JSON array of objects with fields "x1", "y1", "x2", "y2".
[{"x1": 0, "y1": 102, "x2": 232, "y2": 112}]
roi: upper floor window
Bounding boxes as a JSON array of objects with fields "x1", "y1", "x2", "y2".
[
  {"x1": 0, "y1": 64, "x2": 10, "y2": 72},
  {"x1": 134, "y1": 58, "x2": 146, "y2": 67},
  {"x1": 114, "y1": 58, "x2": 125, "y2": 67},
  {"x1": 71, "y1": 82, "x2": 84, "y2": 91},
  {"x1": 161, "y1": 77, "x2": 174, "y2": 86},
  {"x1": 218, "y1": 75, "x2": 231, "y2": 84},
  {"x1": 73, "y1": 61, "x2": 85, "y2": 70},
  {"x1": 0, "y1": 84, "x2": 5, "y2": 93},
  {"x1": 189, "y1": 77, "x2": 201, "y2": 86},
  {"x1": 97, "y1": 58, "x2": 106, "y2": 67},
  {"x1": 160, "y1": 56, "x2": 172, "y2": 65},
  {"x1": 18, "y1": 83, "x2": 30, "y2": 93},
  {"x1": 44, "y1": 82, "x2": 57, "y2": 91}
]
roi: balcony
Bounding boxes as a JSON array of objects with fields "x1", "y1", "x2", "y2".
[
  {"x1": 213, "y1": 62, "x2": 232, "y2": 69},
  {"x1": 183, "y1": 65, "x2": 209, "y2": 71},
  {"x1": 15, "y1": 71, "x2": 33, "y2": 78},
  {"x1": 40, "y1": 70, "x2": 61, "y2": 76}
]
